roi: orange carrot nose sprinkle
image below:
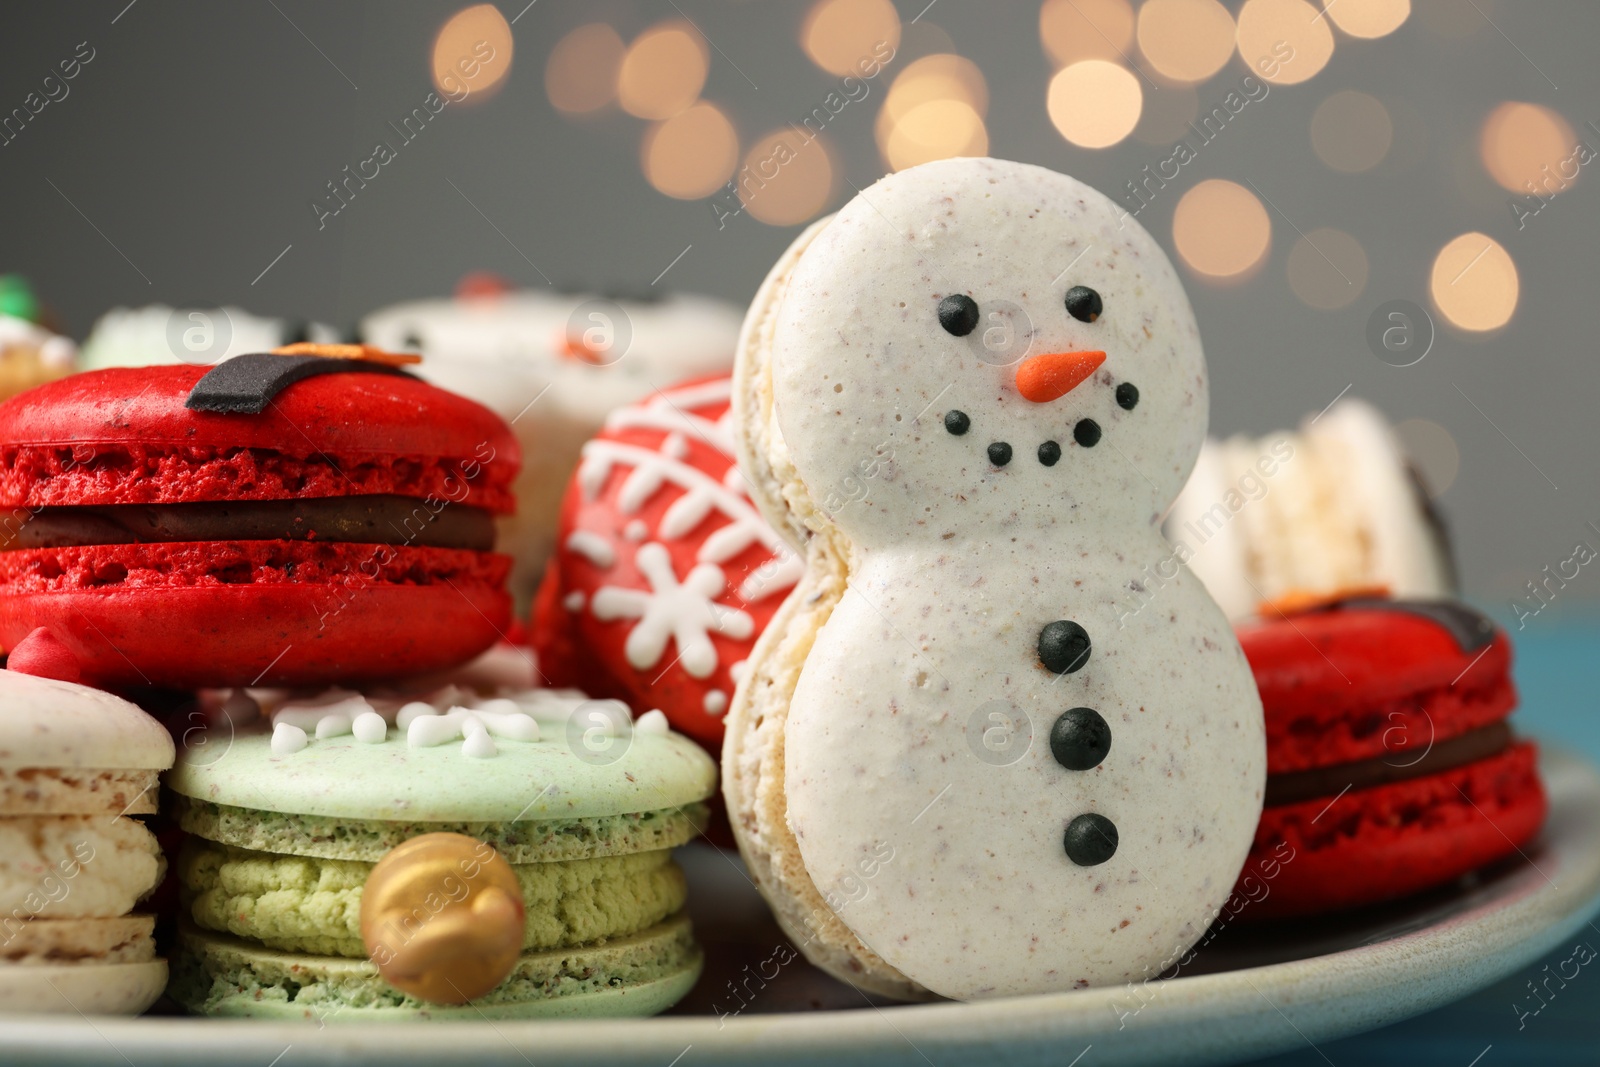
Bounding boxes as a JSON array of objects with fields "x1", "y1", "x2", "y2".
[
  {"x1": 272, "y1": 342, "x2": 422, "y2": 367},
  {"x1": 1015, "y1": 350, "x2": 1106, "y2": 403}
]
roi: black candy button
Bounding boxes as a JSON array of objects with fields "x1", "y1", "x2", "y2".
[
  {"x1": 1064, "y1": 285, "x2": 1102, "y2": 323},
  {"x1": 1064, "y1": 813, "x2": 1118, "y2": 866},
  {"x1": 1038, "y1": 620, "x2": 1090, "y2": 674},
  {"x1": 1050, "y1": 707, "x2": 1111, "y2": 770},
  {"x1": 938, "y1": 294, "x2": 980, "y2": 336},
  {"x1": 1115, "y1": 382, "x2": 1139, "y2": 410},
  {"x1": 945, "y1": 409, "x2": 971, "y2": 436},
  {"x1": 1074, "y1": 419, "x2": 1102, "y2": 447},
  {"x1": 1038, "y1": 440, "x2": 1061, "y2": 467},
  {"x1": 988, "y1": 441, "x2": 1013, "y2": 467}
]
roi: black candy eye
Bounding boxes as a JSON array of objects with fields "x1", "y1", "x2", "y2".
[
  {"x1": 1116, "y1": 382, "x2": 1139, "y2": 410},
  {"x1": 938, "y1": 294, "x2": 980, "y2": 336},
  {"x1": 1064, "y1": 286, "x2": 1102, "y2": 323}
]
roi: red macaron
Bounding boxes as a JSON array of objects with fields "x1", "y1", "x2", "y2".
[
  {"x1": 1234, "y1": 597, "x2": 1546, "y2": 919},
  {"x1": 0, "y1": 347, "x2": 520, "y2": 688},
  {"x1": 531, "y1": 376, "x2": 800, "y2": 749}
]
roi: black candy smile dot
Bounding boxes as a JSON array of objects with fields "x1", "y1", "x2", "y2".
[
  {"x1": 1038, "y1": 441, "x2": 1061, "y2": 467},
  {"x1": 1116, "y1": 382, "x2": 1139, "y2": 410},
  {"x1": 1074, "y1": 419, "x2": 1102, "y2": 448},
  {"x1": 988, "y1": 441, "x2": 1013, "y2": 467},
  {"x1": 938, "y1": 294, "x2": 980, "y2": 336},
  {"x1": 1038, "y1": 620, "x2": 1090, "y2": 674},
  {"x1": 1050, "y1": 707, "x2": 1111, "y2": 771},
  {"x1": 1064, "y1": 813, "x2": 1118, "y2": 866},
  {"x1": 945, "y1": 409, "x2": 971, "y2": 436},
  {"x1": 1064, "y1": 286, "x2": 1103, "y2": 323}
]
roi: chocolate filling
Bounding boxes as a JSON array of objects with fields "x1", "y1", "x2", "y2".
[
  {"x1": 0, "y1": 495, "x2": 494, "y2": 552},
  {"x1": 1264, "y1": 721, "x2": 1513, "y2": 807}
]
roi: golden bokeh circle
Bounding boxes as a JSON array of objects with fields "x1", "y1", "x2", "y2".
[
  {"x1": 1430, "y1": 232, "x2": 1518, "y2": 332},
  {"x1": 432, "y1": 4, "x2": 514, "y2": 102},
  {"x1": 1479, "y1": 102, "x2": 1579, "y2": 194},
  {"x1": 1136, "y1": 0, "x2": 1236, "y2": 84},
  {"x1": 1325, "y1": 0, "x2": 1411, "y2": 39},
  {"x1": 618, "y1": 22, "x2": 708, "y2": 121},
  {"x1": 1236, "y1": 0, "x2": 1335, "y2": 85},
  {"x1": 545, "y1": 23, "x2": 625, "y2": 114},
  {"x1": 1310, "y1": 90, "x2": 1393, "y2": 172},
  {"x1": 801, "y1": 0, "x2": 901, "y2": 77},
  {"x1": 740, "y1": 131, "x2": 836, "y2": 226},
  {"x1": 1172, "y1": 180, "x2": 1272, "y2": 278},
  {"x1": 1047, "y1": 61, "x2": 1144, "y2": 149},
  {"x1": 883, "y1": 99, "x2": 989, "y2": 171},
  {"x1": 1286, "y1": 227, "x2": 1369, "y2": 309},
  {"x1": 1040, "y1": 0, "x2": 1136, "y2": 67},
  {"x1": 641, "y1": 102, "x2": 739, "y2": 200}
]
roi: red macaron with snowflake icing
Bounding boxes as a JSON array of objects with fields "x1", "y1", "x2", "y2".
[{"x1": 531, "y1": 377, "x2": 800, "y2": 747}]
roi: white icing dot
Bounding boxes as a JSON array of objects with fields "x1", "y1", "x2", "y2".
[
  {"x1": 352, "y1": 711, "x2": 388, "y2": 744},
  {"x1": 662, "y1": 432, "x2": 689, "y2": 459},
  {"x1": 624, "y1": 519, "x2": 648, "y2": 541},
  {"x1": 397, "y1": 701, "x2": 438, "y2": 730},
  {"x1": 271, "y1": 722, "x2": 308, "y2": 755},
  {"x1": 462, "y1": 730, "x2": 498, "y2": 758},
  {"x1": 408, "y1": 714, "x2": 462, "y2": 748},
  {"x1": 315, "y1": 714, "x2": 352, "y2": 740},
  {"x1": 729, "y1": 659, "x2": 749, "y2": 683},
  {"x1": 703, "y1": 690, "x2": 728, "y2": 716},
  {"x1": 563, "y1": 591, "x2": 585, "y2": 612},
  {"x1": 636, "y1": 709, "x2": 669, "y2": 735},
  {"x1": 566, "y1": 530, "x2": 616, "y2": 569}
]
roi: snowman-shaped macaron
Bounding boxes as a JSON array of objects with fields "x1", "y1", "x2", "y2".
[{"x1": 725, "y1": 157, "x2": 1266, "y2": 1000}]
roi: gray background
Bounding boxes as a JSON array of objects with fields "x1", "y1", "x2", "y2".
[{"x1": 1, "y1": 0, "x2": 1594, "y2": 610}]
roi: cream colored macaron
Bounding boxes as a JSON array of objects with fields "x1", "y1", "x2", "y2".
[
  {"x1": 1164, "y1": 397, "x2": 1455, "y2": 620},
  {"x1": 0, "y1": 630, "x2": 174, "y2": 1016}
]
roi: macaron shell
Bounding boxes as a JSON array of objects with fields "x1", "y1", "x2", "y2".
[
  {"x1": 0, "y1": 960, "x2": 166, "y2": 1015},
  {"x1": 172, "y1": 915, "x2": 701, "y2": 1019},
  {"x1": 0, "y1": 366, "x2": 519, "y2": 488},
  {"x1": 0, "y1": 669, "x2": 174, "y2": 771},
  {"x1": 166, "y1": 727, "x2": 716, "y2": 823},
  {"x1": 1240, "y1": 608, "x2": 1514, "y2": 772},
  {"x1": 1242, "y1": 741, "x2": 1546, "y2": 919},
  {"x1": 0, "y1": 551, "x2": 510, "y2": 689}
]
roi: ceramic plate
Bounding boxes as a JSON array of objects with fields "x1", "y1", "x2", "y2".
[{"x1": 5, "y1": 748, "x2": 1599, "y2": 1067}]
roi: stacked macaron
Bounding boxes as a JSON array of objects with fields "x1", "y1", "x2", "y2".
[
  {"x1": 1166, "y1": 398, "x2": 1455, "y2": 621},
  {"x1": 0, "y1": 345, "x2": 520, "y2": 687},
  {"x1": 166, "y1": 681, "x2": 714, "y2": 1019},
  {"x1": 0, "y1": 629, "x2": 174, "y2": 1014},
  {"x1": 78, "y1": 304, "x2": 341, "y2": 371},
  {"x1": 1235, "y1": 597, "x2": 1545, "y2": 918}
]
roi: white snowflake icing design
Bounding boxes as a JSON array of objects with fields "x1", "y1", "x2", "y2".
[
  {"x1": 250, "y1": 685, "x2": 659, "y2": 759},
  {"x1": 590, "y1": 542, "x2": 754, "y2": 677}
]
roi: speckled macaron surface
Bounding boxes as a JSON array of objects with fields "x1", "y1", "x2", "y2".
[{"x1": 725, "y1": 157, "x2": 1265, "y2": 1001}]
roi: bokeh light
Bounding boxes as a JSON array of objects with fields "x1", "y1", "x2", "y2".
[
  {"x1": 877, "y1": 55, "x2": 990, "y2": 171},
  {"x1": 618, "y1": 22, "x2": 708, "y2": 121},
  {"x1": 1324, "y1": 0, "x2": 1411, "y2": 38},
  {"x1": 641, "y1": 102, "x2": 738, "y2": 200},
  {"x1": 801, "y1": 0, "x2": 901, "y2": 77},
  {"x1": 740, "y1": 131, "x2": 836, "y2": 226},
  {"x1": 1047, "y1": 61, "x2": 1143, "y2": 149},
  {"x1": 545, "y1": 24, "x2": 625, "y2": 115},
  {"x1": 1039, "y1": 0, "x2": 1136, "y2": 67},
  {"x1": 1136, "y1": 0, "x2": 1235, "y2": 84},
  {"x1": 1310, "y1": 90, "x2": 1393, "y2": 172},
  {"x1": 1479, "y1": 102, "x2": 1579, "y2": 194},
  {"x1": 883, "y1": 100, "x2": 988, "y2": 171},
  {"x1": 1172, "y1": 180, "x2": 1271, "y2": 278},
  {"x1": 1394, "y1": 417, "x2": 1461, "y2": 498},
  {"x1": 1133, "y1": 84, "x2": 1199, "y2": 145},
  {"x1": 1286, "y1": 227, "x2": 1368, "y2": 309},
  {"x1": 1236, "y1": 0, "x2": 1334, "y2": 85},
  {"x1": 1430, "y1": 232, "x2": 1518, "y2": 331},
  {"x1": 432, "y1": 4, "x2": 513, "y2": 102}
]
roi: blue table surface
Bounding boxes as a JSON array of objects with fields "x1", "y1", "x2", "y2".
[{"x1": 1239, "y1": 609, "x2": 1600, "y2": 1067}]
